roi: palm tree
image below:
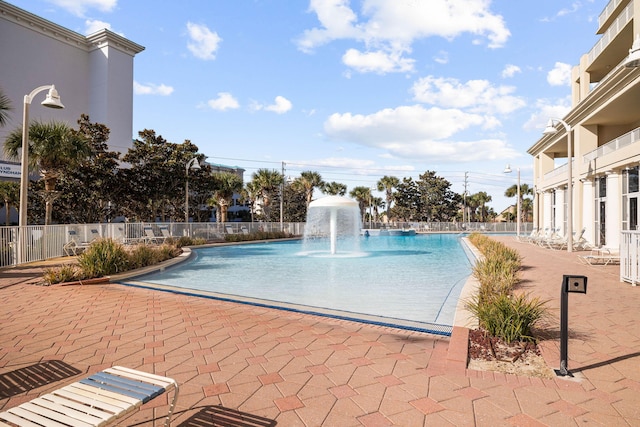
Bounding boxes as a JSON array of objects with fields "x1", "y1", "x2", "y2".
[
  {"x1": 4, "y1": 120, "x2": 91, "y2": 225},
  {"x1": 292, "y1": 170, "x2": 324, "y2": 208},
  {"x1": 471, "y1": 191, "x2": 492, "y2": 222},
  {"x1": 211, "y1": 172, "x2": 244, "y2": 223},
  {"x1": 349, "y1": 186, "x2": 372, "y2": 224},
  {"x1": 376, "y1": 175, "x2": 399, "y2": 219},
  {"x1": 321, "y1": 181, "x2": 347, "y2": 196},
  {"x1": 0, "y1": 181, "x2": 19, "y2": 225},
  {"x1": 240, "y1": 180, "x2": 261, "y2": 222},
  {"x1": 0, "y1": 87, "x2": 11, "y2": 128},
  {"x1": 505, "y1": 183, "x2": 533, "y2": 223},
  {"x1": 251, "y1": 168, "x2": 283, "y2": 221}
]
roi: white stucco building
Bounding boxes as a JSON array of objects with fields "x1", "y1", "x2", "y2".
[
  {"x1": 529, "y1": 0, "x2": 640, "y2": 250},
  {"x1": 0, "y1": 1, "x2": 144, "y2": 158}
]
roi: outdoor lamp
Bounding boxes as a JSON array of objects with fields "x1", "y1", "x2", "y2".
[
  {"x1": 18, "y1": 85, "x2": 65, "y2": 264},
  {"x1": 185, "y1": 157, "x2": 201, "y2": 225},
  {"x1": 504, "y1": 164, "x2": 520, "y2": 237}
]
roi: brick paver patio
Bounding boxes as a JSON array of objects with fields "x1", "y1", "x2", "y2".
[{"x1": 0, "y1": 235, "x2": 639, "y2": 426}]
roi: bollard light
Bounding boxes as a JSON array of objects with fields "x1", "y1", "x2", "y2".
[{"x1": 556, "y1": 274, "x2": 587, "y2": 377}]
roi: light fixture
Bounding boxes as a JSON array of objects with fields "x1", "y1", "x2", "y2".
[
  {"x1": 504, "y1": 164, "x2": 521, "y2": 237},
  {"x1": 19, "y1": 85, "x2": 64, "y2": 263},
  {"x1": 185, "y1": 157, "x2": 201, "y2": 226},
  {"x1": 625, "y1": 34, "x2": 640, "y2": 68},
  {"x1": 543, "y1": 118, "x2": 574, "y2": 252}
]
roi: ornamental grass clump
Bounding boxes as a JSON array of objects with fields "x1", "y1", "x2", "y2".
[
  {"x1": 77, "y1": 238, "x2": 130, "y2": 278},
  {"x1": 465, "y1": 234, "x2": 548, "y2": 343}
]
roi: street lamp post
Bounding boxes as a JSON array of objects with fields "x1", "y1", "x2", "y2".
[
  {"x1": 544, "y1": 118, "x2": 573, "y2": 252},
  {"x1": 185, "y1": 157, "x2": 201, "y2": 225},
  {"x1": 504, "y1": 165, "x2": 520, "y2": 237},
  {"x1": 19, "y1": 85, "x2": 64, "y2": 263}
]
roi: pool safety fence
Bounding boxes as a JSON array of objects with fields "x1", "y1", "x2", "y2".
[{"x1": 0, "y1": 221, "x2": 529, "y2": 267}]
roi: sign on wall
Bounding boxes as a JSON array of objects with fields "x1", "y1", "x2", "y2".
[{"x1": 0, "y1": 162, "x2": 21, "y2": 179}]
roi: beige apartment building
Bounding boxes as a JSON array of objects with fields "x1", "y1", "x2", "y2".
[{"x1": 529, "y1": 0, "x2": 640, "y2": 250}]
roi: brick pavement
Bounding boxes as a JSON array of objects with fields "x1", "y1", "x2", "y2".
[{"x1": 0, "y1": 236, "x2": 639, "y2": 426}]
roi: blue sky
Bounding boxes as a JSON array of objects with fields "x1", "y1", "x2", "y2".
[{"x1": 8, "y1": 0, "x2": 605, "y2": 211}]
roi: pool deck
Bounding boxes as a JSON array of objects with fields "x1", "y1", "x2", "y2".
[{"x1": 1, "y1": 235, "x2": 639, "y2": 426}]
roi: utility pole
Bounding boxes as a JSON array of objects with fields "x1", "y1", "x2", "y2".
[
  {"x1": 463, "y1": 172, "x2": 468, "y2": 224},
  {"x1": 280, "y1": 161, "x2": 285, "y2": 230}
]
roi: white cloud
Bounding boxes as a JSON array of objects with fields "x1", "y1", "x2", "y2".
[
  {"x1": 547, "y1": 62, "x2": 572, "y2": 86},
  {"x1": 411, "y1": 76, "x2": 525, "y2": 115},
  {"x1": 501, "y1": 64, "x2": 521, "y2": 78},
  {"x1": 323, "y1": 104, "x2": 518, "y2": 162},
  {"x1": 206, "y1": 92, "x2": 240, "y2": 111},
  {"x1": 84, "y1": 19, "x2": 124, "y2": 36},
  {"x1": 46, "y1": 0, "x2": 117, "y2": 17},
  {"x1": 297, "y1": 0, "x2": 510, "y2": 74},
  {"x1": 186, "y1": 22, "x2": 222, "y2": 60},
  {"x1": 133, "y1": 81, "x2": 174, "y2": 96},
  {"x1": 342, "y1": 48, "x2": 415, "y2": 74},
  {"x1": 252, "y1": 96, "x2": 293, "y2": 114},
  {"x1": 523, "y1": 97, "x2": 572, "y2": 131}
]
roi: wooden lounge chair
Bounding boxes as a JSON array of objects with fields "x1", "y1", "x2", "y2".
[{"x1": 0, "y1": 366, "x2": 178, "y2": 427}]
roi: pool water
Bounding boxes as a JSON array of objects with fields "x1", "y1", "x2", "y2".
[{"x1": 134, "y1": 234, "x2": 474, "y2": 332}]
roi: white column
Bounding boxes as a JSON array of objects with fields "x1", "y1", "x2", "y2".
[
  {"x1": 581, "y1": 179, "x2": 595, "y2": 245},
  {"x1": 543, "y1": 191, "x2": 553, "y2": 231},
  {"x1": 605, "y1": 172, "x2": 621, "y2": 249},
  {"x1": 555, "y1": 189, "x2": 566, "y2": 236}
]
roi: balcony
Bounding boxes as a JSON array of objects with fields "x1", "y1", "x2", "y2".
[{"x1": 583, "y1": 127, "x2": 640, "y2": 163}]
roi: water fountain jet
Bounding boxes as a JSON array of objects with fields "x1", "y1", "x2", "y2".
[{"x1": 303, "y1": 196, "x2": 362, "y2": 256}]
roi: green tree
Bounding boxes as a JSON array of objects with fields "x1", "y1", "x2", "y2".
[
  {"x1": 470, "y1": 191, "x2": 492, "y2": 222},
  {"x1": 348, "y1": 186, "x2": 372, "y2": 224},
  {"x1": 210, "y1": 172, "x2": 243, "y2": 223},
  {"x1": 505, "y1": 183, "x2": 533, "y2": 223},
  {"x1": 4, "y1": 120, "x2": 91, "y2": 225},
  {"x1": 321, "y1": 181, "x2": 347, "y2": 196},
  {"x1": 241, "y1": 180, "x2": 262, "y2": 222},
  {"x1": 272, "y1": 181, "x2": 307, "y2": 222},
  {"x1": 0, "y1": 181, "x2": 19, "y2": 225},
  {"x1": 251, "y1": 168, "x2": 283, "y2": 222},
  {"x1": 54, "y1": 115, "x2": 121, "y2": 223},
  {"x1": 391, "y1": 177, "x2": 420, "y2": 221},
  {"x1": 415, "y1": 171, "x2": 460, "y2": 222},
  {"x1": 291, "y1": 170, "x2": 324, "y2": 208},
  {"x1": 0, "y1": 87, "x2": 12, "y2": 128},
  {"x1": 376, "y1": 175, "x2": 399, "y2": 219},
  {"x1": 121, "y1": 131, "x2": 206, "y2": 221}
]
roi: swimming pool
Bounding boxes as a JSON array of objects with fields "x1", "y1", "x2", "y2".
[{"x1": 129, "y1": 234, "x2": 474, "y2": 335}]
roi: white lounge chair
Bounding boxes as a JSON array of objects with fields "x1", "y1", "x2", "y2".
[
  {"x1": 578, "y1": 248, "x2": 620, "y2": 265},
  {"x1": 63, "y1": 229, "x2": 100, "y2": 256},
  {"x1": 225, "y1": 225, "x2": 235, "y2": 235},
  {"x1": 143, "y1": 226, "x2": 160, "y2": 244},
  {"x1": 0, "y1": 366, "x2": 178, "y2": 427}
]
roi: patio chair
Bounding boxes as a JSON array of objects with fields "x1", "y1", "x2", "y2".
[
  {"x1": 578, "y1": 248, "x2": 620, "y2": 265},
  {"x1": 63, "y1": 229, "x2": 100, "y2": 256},
  {"x1": 159, "y1": 225, "x2": 173, "y2": 242},
  {"x1": 225, "y1": 225, "x2": 235, "y2": 235},
  {"x1": 143, "y1": 226, "x2": 161, "y2": 244},
  {"x1": 240, "y1": 225, "x2": 249, "y2": 235},
  {"x1": 0, "y1": 366, "x2": 178, "y2": 427}
]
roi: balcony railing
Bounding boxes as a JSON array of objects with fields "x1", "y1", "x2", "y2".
[
  {"x1": 583, "y1": 127, "x2": 640, "y2": 162},
  {"x1": 587, "y1": 0, "x2": 633, "y2": 69},
  {"x1": 599, "y1": 0, "x2": 625, "y2": 30}
]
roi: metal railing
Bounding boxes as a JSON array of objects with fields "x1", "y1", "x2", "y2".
[
  {"x1": 0, "y1": 221, "x2": 528, "y2": 267},
  {"x1": 621, "y1": 230, "x2": 640, "y2": 285}
]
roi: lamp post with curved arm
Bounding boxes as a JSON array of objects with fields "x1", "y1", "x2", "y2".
[
  {"x1": 543, "y1": 118, "x2": 573, "y2": 252},
  {"x1": 504, "y1": 164, "x2": 520, "y2": 238},
  {"x1": 185, "y1": 157, "x2": 201, "y2": 225},
  {"x1": 19, "y1": 85, "x2": 64, "y2": 264}
]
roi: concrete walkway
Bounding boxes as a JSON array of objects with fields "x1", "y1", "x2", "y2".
[{"x1": 0, "y1": 236, "x2": 639, "y2": 426}]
